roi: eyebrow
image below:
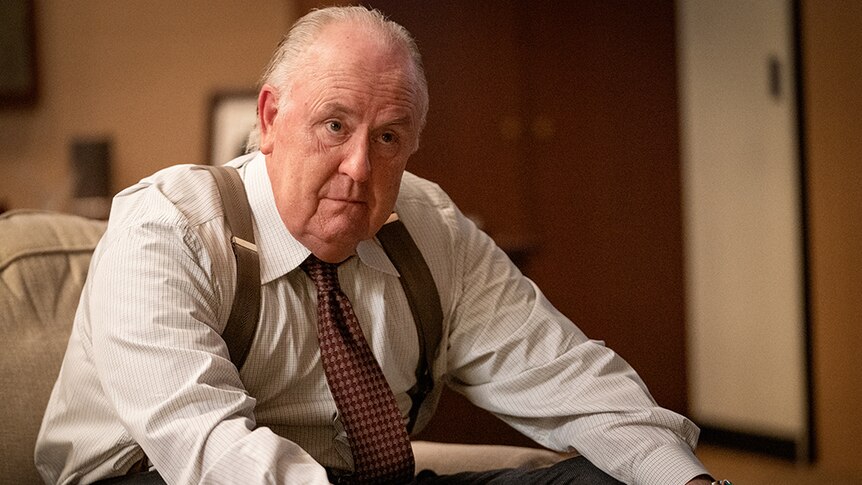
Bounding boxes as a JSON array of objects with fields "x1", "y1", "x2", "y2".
[
  {"x1": 383, "y1": 115, "x2": 414, "y2": 129},
  {"x1": 318, "y1": 101, "x2": 415, "y2": 129}
]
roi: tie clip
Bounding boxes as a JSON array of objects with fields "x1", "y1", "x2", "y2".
[{"x1": 231, "y1": 236, "x2": 258, "y2": 252}]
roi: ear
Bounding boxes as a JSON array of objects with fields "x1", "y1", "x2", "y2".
[{"x1": 258, "y1": 84, "x2": 279, "y2": 155}]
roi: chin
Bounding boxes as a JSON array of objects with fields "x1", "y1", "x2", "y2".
[
  {"x1": 321, "y1": 225, "x2": 370, "y2": 247},
  {"x1": 313, "y1": 212, "x2": 376, "y2": 247}
]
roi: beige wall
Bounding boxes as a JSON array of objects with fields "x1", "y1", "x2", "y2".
[
  {"x1": 803, "y1": 0, "x2": 862, "y2": 474},
  {"x1": 0, "y1": 0, "x2": 295, "y2": 212}
]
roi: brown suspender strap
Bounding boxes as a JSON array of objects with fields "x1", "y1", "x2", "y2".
[
  {"x1": 204, "y1": 165, "x2": 260, "y2": 371},
  {"x1": 376, "y1": 215, "x2": 443, "y2": 433},
  {"x1": 205, "y1": 164, "x2": 442, "y2": 431}
]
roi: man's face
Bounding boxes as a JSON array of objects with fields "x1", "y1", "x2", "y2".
[{"x1": 258, "y1": 22, "x2": 422, "y2": 262}]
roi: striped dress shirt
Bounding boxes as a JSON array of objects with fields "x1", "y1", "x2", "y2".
[{"x1": 35, "y1": 152, "x2": 708, "y2": 484}]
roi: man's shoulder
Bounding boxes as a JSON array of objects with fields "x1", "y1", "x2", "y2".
[
  {"x1": 397, "y1": 171, "x2": 455, "y2": 212},
  {"x1": 109, "y1": 164, "x2": 225, "y2": 231},
  {"x1": 395, "y1": 172, "x2": 462, "y2": 247}
]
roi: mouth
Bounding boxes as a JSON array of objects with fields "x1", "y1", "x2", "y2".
[
  {"x1": 328, "y1": 196, "x2": 364, "y2": 202},
  {"x1": 323, "y1": 197, "x2": 367, "y2": 206}
]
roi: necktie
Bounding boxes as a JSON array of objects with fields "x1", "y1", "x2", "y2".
[{"x1": 301, "y1": 255, "x2": 415, "y2": 484}]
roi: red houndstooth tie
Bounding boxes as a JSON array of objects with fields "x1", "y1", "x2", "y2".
[{"x1": 301, "y1": 255, "x2": 415, "y2": 484}]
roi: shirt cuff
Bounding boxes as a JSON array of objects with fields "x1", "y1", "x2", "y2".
[{"x1": 634, "y1": 443, "x2": 710, "y2": 485}]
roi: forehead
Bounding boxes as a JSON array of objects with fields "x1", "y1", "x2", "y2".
[{"x1": 289, "y1": 22, "x2": 420, "y2": 115}]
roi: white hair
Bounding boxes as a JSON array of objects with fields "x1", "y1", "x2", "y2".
[{"x1": 245, "y1": 6, "x2": 429, "y2": 152}]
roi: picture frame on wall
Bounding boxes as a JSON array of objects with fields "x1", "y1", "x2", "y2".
[
  {"x1": 0, "y1": 0, "x2": 38, "y2": 107},
  {"x1": 207, "y1": 90, "x2": 258, "y2": 165}
]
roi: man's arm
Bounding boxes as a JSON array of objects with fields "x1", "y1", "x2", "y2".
[
  {"x1": 442, "y1": 205, "x2": 712, "y2": 484},
  {"x1": 87, "y1": 200, "x2": 328, "y2": 484}
]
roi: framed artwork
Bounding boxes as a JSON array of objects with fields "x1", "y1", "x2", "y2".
[
  {"x1": 0, "y1": 0, "x2": 38, "y2": 107},
  {"x1": 207, "y1": 90, "x2": 258, "y2": 165}
]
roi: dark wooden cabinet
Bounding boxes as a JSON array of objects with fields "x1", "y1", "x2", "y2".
[{"x1": 299, "y1": 0, "x2": 686, "y2": 448}]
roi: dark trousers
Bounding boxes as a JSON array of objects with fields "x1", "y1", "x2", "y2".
[
  {"x1": 94, "y1": 455, "x2": 622, "y2": 484},
  {"x1": 412, "y1": 456, "x2": 623, "y2": 484}
]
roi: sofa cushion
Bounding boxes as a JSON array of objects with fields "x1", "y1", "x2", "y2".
[
  {"x1": 0, "y1": 210, "x2": 106, "y2": 484},
  {"x1": 412, "y1": 440, "x2": 568, "y2": 474}
]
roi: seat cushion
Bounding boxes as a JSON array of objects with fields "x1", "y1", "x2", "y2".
[
  {"x1": 412, "y1": 440, "x2": 568, "y2": 474},
  {"x1": 0, "y1": 210, "x2": 106, "y2": 483}
]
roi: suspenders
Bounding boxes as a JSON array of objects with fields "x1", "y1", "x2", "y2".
[
  {"x1": 206, "y1": 166, "x2": 261, "y2": 372},
  {"x1": 377, "y1": 215, "x2": 442, "y2": 432},
  {"x1": 204, "y1": 165, "x2": 441, "y2": 432}
]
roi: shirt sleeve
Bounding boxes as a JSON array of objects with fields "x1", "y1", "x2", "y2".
[
  {"x1": 86, "y1": 191, "x2": 330, "y2": 484},
  {"x1": 443, "y1": 207, "x2": 710, "y2": 485}
]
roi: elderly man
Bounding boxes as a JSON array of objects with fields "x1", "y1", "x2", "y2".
[{"x1": 36, "y1": 6, "x2": 723, "y2": 485}]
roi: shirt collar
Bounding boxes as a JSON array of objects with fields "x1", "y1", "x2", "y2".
[{"x1": 241, "y1": 152, "x2": 399, "y2": 284}]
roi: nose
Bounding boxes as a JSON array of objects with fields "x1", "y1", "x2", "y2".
[{"x1": 340, "y1": 136, "x2": 371, "y2": 183}]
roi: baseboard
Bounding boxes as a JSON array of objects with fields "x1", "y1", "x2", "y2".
[{"x1": 698, "y1": 424, "x2": 798, "y2": 461}]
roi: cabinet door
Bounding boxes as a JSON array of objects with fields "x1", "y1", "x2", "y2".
[{"x1": 522, "y1": 0, "x2": 687, "y2": 414}]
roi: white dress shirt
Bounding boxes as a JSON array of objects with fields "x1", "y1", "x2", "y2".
[{"x1": 36, "y1": 152, "x2": 708, "y2": 484}]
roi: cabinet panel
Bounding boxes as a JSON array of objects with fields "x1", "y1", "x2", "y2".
[{"x1": 523, "y1": 0, "x2": 687, "y2": 413}]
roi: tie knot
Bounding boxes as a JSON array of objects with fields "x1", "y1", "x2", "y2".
[{"x1": 300, "y1": 255, "x2": 341, "y2": 292}]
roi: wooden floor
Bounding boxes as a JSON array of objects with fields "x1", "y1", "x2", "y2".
[{"x1": 696, "y1": 444, "x2": 862, "y2": 484}]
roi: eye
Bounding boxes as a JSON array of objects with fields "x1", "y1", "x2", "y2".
[
  {"x1": 326, "y1": 120, "x2": 343, "y2": 133},
  {"x1": 379, "y1": 131, "x2": 397, "y2": 145}
]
